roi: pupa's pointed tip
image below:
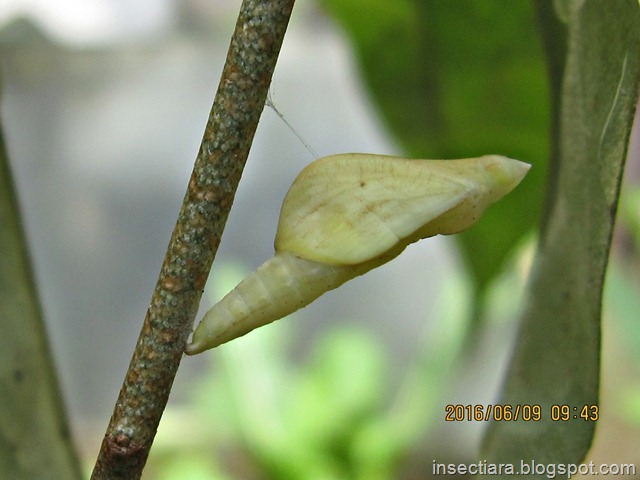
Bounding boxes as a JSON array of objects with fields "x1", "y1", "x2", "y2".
[
  {"x1": 506, "y1": 156, "x2": 532, "y2": 175},
  {"x1": 483, "y1": 155, "x2": 531, "y2": 190}
]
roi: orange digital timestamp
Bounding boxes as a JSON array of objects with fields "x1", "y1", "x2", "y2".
[
  {"x1": 550, "y1": 404, "x2": 599, "y2": 421},
  {"x1": 444, "y1": 404, "x2": 542, "y2": 422}
]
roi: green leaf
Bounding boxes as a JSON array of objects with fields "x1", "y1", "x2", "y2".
[
  {"x1": 482, "y1": 0, "x2": 640, "y2": 468},
  {"x1": 0, "y1": 118, "x2": 83, "y2": 478},
  {"x1": 320, "y1": 0, "x2": 548, "y2": 293}
]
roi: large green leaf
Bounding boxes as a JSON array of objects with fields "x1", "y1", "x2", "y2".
[
  {"x1": 482, "y1": 0, "x2": 640, "y2": 468},
  {"x1": 320, "y1": 0, "x2": 548, "y2": 292},
  {"x1": 0, "y1": 122, "x2": 82, "y2": 477}
]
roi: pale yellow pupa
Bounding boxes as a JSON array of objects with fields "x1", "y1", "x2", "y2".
[{"x1": 185, "y1": 153, "x2": 529, "y2": 354}]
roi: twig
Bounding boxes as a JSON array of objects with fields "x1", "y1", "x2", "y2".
[{"x1": 90, "y1": 1, "x2": 296, "y2": 478}]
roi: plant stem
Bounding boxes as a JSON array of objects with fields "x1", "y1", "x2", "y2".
[{"x1": 90, "y1": 1, "x2": 296, "y2": 478}]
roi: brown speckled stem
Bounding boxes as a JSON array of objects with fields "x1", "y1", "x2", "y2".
[{"x1": 91, "y1": 1, "x2": 295, "y2": 478}]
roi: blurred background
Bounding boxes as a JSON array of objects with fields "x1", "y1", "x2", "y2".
[{"x1": 1, "y1": 1, "x2": 639, "y2": 478}]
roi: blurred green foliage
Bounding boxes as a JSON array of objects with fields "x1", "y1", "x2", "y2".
[
  {"x1": 483, "y1": 0, "x2": 640, "y2": 468},
  {"x1": 148, "y1": 260, "x2": 480, "y2": 479},
  {"x1": 150, "y1": 220, "x2": 640, "y2": 478}
]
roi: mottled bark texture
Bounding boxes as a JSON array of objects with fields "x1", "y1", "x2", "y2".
[{"x1": 91, "y1": 1, "x2": 296, "y2": 478}]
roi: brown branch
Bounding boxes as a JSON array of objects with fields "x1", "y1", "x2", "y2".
[{"x1": 90, "y1": 1, "x2": 296, "y2": 478}]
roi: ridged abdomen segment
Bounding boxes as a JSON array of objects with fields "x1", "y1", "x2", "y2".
[{"x1": 185, "y1": 252, "x2": 358, "y2": 354}]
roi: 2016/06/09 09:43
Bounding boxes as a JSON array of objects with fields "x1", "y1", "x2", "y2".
[{"x1": 444, "y1": 404, "x2": 599, "y2": 422}]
